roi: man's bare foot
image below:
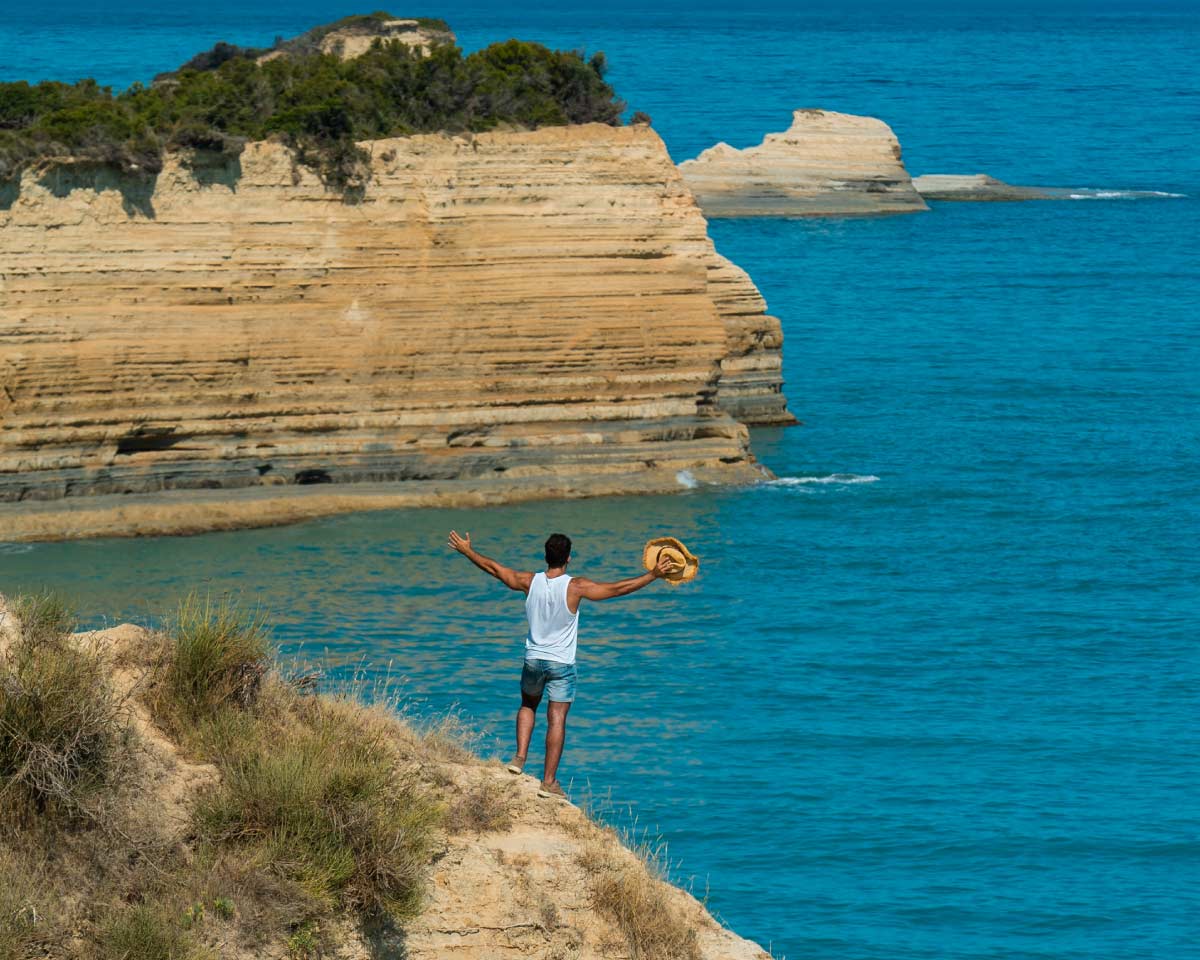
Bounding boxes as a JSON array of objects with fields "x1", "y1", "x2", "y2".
[{"x1": 537, "y1": 779, "x2": 567, "y2": 800}]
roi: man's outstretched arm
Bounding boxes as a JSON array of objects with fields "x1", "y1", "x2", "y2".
[
  {"x1": 447, "y1": 530, "x2": 533, "y2": 593},
  {"x1": 571, "y1": 554, "x2": 675, "y2": 602}
]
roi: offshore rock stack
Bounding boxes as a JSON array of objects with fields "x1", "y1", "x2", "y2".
[{"x1": 679, "y1": 108, "x2": 928, "y2": 217}]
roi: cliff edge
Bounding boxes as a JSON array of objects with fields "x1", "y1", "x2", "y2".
[
  {"x1": 0, "y1": 124, "x2": 792, "y2": 541},
  {"x1": 0, "y1": 592, "x2": 771, "y2": 959},
  {"x1": 678, "y1": 108, "x2": 927, "y2": 217}
]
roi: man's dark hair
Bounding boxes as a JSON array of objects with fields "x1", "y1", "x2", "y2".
[{"x1": 545, "y1": 533, "x2": 572, "y2": 567}]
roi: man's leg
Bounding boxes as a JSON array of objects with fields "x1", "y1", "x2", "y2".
[
  {"x1": 515, "y1": 691, "x2": 541, "y2": 761},
  {"x1": 542, "y1": 699, "x2": 572, "y2": 785}
]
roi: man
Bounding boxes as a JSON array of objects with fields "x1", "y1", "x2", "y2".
[{"x1": 447, "y1": 529, "x2": 675, "y2": 799}]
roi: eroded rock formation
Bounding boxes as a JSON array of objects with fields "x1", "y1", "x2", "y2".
[
  {"x1": 912, "y1": 173, "x2": 1053, "y2": 201},
  {"x1": 0, "y1": 124, "x2": 791, "y2": 540},
  {"x1": 679, "y1": 108, "x2": 928, "y2": 217},
  {"x1": 257, "y1": 17, "x2": 456, "y2": 63}
]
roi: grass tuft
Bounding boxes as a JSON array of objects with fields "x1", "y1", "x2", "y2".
[
  {"x1": 0, "y1": 850, "x2": 54, "y2": 960},
  {"x1": 578, "y1": 833, "x2": 701, "y2": 960},
  {"x1": 0, "y1": 593, "x2": 129, "y2": 822},
  {"x1": 149, "y1": 592, "x2": 270, "y2": 734},
  {"x1": 97, "y1": 902, "x2": 211, "y2": 960}
]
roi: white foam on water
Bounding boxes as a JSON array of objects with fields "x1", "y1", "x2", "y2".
[
  {"x1": 0, "y1": 543, "x2": 35, "y2": 555},
  {"x1": 767, "y1": 473, "x2": 880, "y2": 486},
  {"x1": 675, "y1": 469, "x2": 699, "y2": 489},
  {"x1": 1067, "y1": 189, "x2": 1187, "y2": 200}
]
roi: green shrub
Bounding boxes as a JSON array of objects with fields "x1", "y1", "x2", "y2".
[
  {"x1": 195, "y1": 701, "x2": 441, "y2": 920},
  {"x1": 150, "y1": 592, "x2": 269, "y2": 732},
  {"x1": 0, "y1": 12, "x2": 627, "y2": 192},
  {"x1": 0, "y1": 594, "x2": 128, "y2": 821}
]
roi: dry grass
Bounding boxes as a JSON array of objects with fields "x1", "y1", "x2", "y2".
[
  {"x1": 96, "y1": 900, "x2": 215, "y2": 960},
  {"x1": 578, "y1": 831, "x2": 701, "y2": 960},
  {"x1": 443, "y1": 775, "x2": 515, "y2": 834},
  {"x1": 0, "y1": 593, "x2": 132, "y2": 823},
  {"x1": 0, "y1": 849, "x2": 55, "y2": 960}
]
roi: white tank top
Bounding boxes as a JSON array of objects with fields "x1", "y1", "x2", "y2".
[{"x1": 524, "y1": 572, "x2": 579, "y2": 664}]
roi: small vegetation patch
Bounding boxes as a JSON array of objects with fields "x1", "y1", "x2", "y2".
[
  {"x1": 96, "y1": 902, "x2": 212, "y2": 960},
  {"x1": 195, "y1": 697, "x2": 441, "y2": 919},
  {"x1": 0, "y1": 591, "x2": 448, "y2": 956},
  {"x1": 0, "y1": 12, "x2": 627, "y2": 193},
  {"x1": 0, "y1": 849, "x2": 54, "y2": 960},
  {"x1": 578, "y1": 833, "x2": 701, "y2": 960},
  {"x1": 146, "y1": 591, "x2": 269, "y2": 736},
  {"x1": 444, "y1": 775, "x2": 514, "y2": 834},
  {"x1": 0, "y1": 593, "x2": 130, "y2": 823}
]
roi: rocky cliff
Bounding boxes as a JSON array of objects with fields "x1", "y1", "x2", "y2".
[
  {"x1": 0, "y1": 592, "x2": 773, "y2": 959},
  {"x1": 679, "y1": 108, "x2": 927, "y2": 217},
  {"x1": 0, "y1": 124, "x2": 791, "y2": 541}
]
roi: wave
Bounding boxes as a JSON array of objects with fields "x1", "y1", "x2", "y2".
[
  {"x1": 0, "y1": 543, "x2": 35, "y2": 555},
  {"x1": 1064, "y1": 189, "x2": 1187, "y2": 200},
  {"x1": 675, "y1": 469, "x2": 699, "y2": 489},
  {"x1": 767, "y1": 473, "x2": 880, "y2": 486}
]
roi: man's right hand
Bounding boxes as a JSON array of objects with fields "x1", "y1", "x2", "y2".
[{"x1": 447, "y1": 530, "x2": 472, "y2": 555}]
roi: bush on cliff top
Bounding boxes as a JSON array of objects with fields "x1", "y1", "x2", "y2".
[
  {"x1": 0, "y1": 13, "x2": 626, "y2": 191},
  {"x1": 168, "y1": 12, "x2": 454, "y2": 74}
]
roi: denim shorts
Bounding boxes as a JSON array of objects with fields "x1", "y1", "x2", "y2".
[{"x1": 521, "y1": 658, "x2": 577, "y2": 703}]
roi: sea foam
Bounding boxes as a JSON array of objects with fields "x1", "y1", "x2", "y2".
[
  {"x1": 767, "y1": 473, "x2": 880, "y2": 486},
  {"x1": 1065, "y1": 189, "x2": 1187, "y2": 200}
]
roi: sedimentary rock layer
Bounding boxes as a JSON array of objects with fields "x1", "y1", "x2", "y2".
[
  {"x1": 0, "y1": 125, "x2": 791, "y2": 538},
  {"x1": 679, "y1": 108, "x2": 928, "y2": 217}
]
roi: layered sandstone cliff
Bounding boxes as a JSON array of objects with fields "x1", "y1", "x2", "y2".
[
  {"x1": 0, "y1": 124, "x2": 791, "y2": 541},
  {"x1": 679, "y1": 108, "x2": 927, "y2": 217}
]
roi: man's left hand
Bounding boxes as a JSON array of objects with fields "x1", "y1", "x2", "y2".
[
  {"x1": 653, "y1": 554, "x2": 679, "y2": 579},
  {"x1": 447, "y1": 530, "x2": 472, "y2": 555}
]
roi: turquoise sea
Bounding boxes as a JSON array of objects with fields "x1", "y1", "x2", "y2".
[{"x1": 2, "y1": 2, "x2": 1198, "y2": 957}]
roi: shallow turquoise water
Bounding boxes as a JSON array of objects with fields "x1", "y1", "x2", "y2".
[{"x1": 3, "y1": 3, "x2": 1199, "y2": 958}]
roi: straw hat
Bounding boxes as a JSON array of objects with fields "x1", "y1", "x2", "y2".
[{"x1": 642, "y1": 536, "x2": 699, "y2": 586}]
